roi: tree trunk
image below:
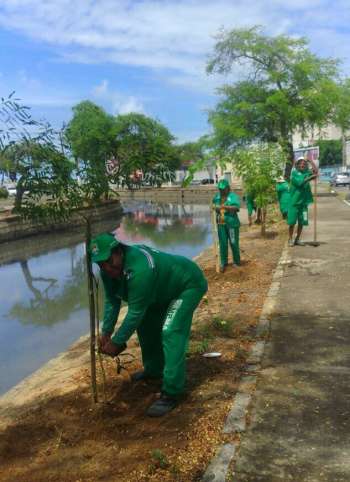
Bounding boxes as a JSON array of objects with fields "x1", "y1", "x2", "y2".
[
  {"x1": 260, "y1": 208, "x2": 267, "y2": 237},
  {"x1": 14, "y1": 178, "x2": 25, "y2": 212},
  {"x1": 282, "y1": 139, "x2": 294, "y2": 180},
  {"x1": 342, "y1": 129, "x2": 347, "y2": 169}
]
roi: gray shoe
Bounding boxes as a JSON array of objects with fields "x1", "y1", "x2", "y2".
[
  {"x1": 146, "y1": 394, "x2": 178, "y2": 417},
  {"x1": 294, "y1": 239, "x2": 305, "y2": 246},
  {"x1": 288, "y1": 239, "x2": 294, "y2": 247}
]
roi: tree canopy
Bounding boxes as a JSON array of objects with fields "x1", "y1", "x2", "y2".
[{"x1": 207, "y1": 26, "x2": 340, "y2": 171}]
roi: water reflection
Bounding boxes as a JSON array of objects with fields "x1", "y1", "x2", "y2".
[
  {"x1": 117, "y1": 201, "x2": 210, "y2": 251},
  {"x1": 8, "y1": 252, "x2": 87, "y2": 326},
  {"x1": 0, "y1": 201, "x2": 212, "y2": 394}
]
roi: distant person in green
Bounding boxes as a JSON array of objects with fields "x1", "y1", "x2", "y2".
[
  {"x1": 212, "y1": 179, "x2": 241, "y2": 272},
  {"x1": 246, "y1": 192, "x2": 262, "y2": 226},
  {"x1": 276, "y1": 176, "x2": 291, "y2": 219},
  {"x1": 90, "y1": 233, "x2": 207, "y2": 417},
  {"x1": 287, "y1": 157, "x2": 318, "y2": 246}
]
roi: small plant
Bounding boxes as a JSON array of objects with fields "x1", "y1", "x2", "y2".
[
  {"x1": 0, "y1": 186, "x2": 8, "y2": 199},
  {"x1": 151, "y1": 449, "x2": 169, "y2": 469},
  {"x1": 211, "y1": 316, "x2": 236, "y2": 337},
  {"x1": 189, "y1": 338, "x2": 211, "y2": 355}
]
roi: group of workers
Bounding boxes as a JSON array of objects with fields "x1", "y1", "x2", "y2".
[{"x1": 90, "y1": 155, "x2": 317, "y2": 417}]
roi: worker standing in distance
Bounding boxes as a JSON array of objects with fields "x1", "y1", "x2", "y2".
[
  {"x1": 287, "y1": 157, "x2": 318, "y2": 246},
  {"x1": 276, "y1": 176, "x2": 291, "y2": 220},
  {"x1": 212, "y1": 179, "x2": 241, "y2": 272}
]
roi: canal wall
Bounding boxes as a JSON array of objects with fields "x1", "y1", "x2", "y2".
[
  {"x1": 0, "y1": 200, "x2": 123, "y2": 245},
  {"x1": 116, "y1": 185, "x2": 242, "y2": 203}
]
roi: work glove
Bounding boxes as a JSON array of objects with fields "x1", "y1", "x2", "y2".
[{"x1": 100, "y1": 339, "x2": 127, "y2": 358}]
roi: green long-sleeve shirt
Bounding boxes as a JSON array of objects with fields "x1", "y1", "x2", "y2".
[
  {"x1": 100, "y1": 244, "x2": 207, "y2": 345},
  {"x1": 289, "y1": 169, "x2": 313, "y2": 207},
  {"x1": 276, "y1": 181, "x2": 291, "y2": 214},
  {"x1": 212, "y1": 191, "x2": 241, "y2": 227}
]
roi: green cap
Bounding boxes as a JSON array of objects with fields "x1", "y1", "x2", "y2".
[
  {"x1": 90, "y1": 233, "x2": 119, "y2": 263},
  {"x1": 218, "y1": 178, "x2": 229, "y2": 190}
]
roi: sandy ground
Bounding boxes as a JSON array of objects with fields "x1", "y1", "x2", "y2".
[{"x1": 0, "y1": 220, "x2": 286, "y2": 482}]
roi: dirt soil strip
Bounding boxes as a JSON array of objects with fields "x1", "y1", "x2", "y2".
[
  {"x1": 201, "y1": 243, "x2": 290, "y2": 481},
  {"x1": 0, "y1": 224, "x2": 286, "y2": 482}
]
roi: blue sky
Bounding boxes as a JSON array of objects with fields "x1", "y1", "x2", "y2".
[{"x1": 0, "y1": 0, "x2": 350, "y2": 143}]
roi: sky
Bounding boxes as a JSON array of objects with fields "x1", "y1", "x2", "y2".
[{"x1": 0, "y1": 0, "x2": 350, "y2": 143}]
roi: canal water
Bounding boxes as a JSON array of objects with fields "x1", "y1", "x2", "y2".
[{"x1": 0, "y1": 201, "x2": 212, "y2": 395}]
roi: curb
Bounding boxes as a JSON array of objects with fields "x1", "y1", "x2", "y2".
[{"x1": 201, "y1": 243, "x2": 290, "y2": 481}]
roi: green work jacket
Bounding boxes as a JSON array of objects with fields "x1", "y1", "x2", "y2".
[
  {"x1": 289, "y1": 169, "x2": 313, "y2": 207},
  {"x1": 100, "y1": 244, "x2": 207, "y2": 345},
  {"x1": 276, "y1": 181, "x2": 291, "y2": 213},
  {"x1": 212, "y1": 192, "x2": 241, "y2": 227}
]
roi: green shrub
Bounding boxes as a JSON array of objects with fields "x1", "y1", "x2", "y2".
[{"x1": 0, "y1": 187, "x2": 9, "y2": 199}]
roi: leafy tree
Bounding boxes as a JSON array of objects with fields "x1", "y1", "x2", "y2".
[
  {"x1": 6, "y1": 139, "x2": 77, "y2": 214},
  {"x1": 233, "y1": 143, "x2": 286, "y2": 235},
  {"x1": 176, "y1": 141, "x2": 205, "y2": 167},
  {"x1": 113, "y1": 112, "x2": 179, "y2": 188},
  {"x1": 65, "y1": 101, "x2": 116, "y2": 200},
  {"x1": 0, "y1": 92, "x2": 55, "y2": 184},
  {"x1": 207, "y1": 26, "x2": 340, "y2": 174},
  {"x1": 331, "y1": 79, "x2": 350, "y2": 165},
  {"x1": 144, "y1": 163, "x2": 175, "y2": 187},
  {"x1": 318, "y1": 140, "x2": 342, "y2": 166}
]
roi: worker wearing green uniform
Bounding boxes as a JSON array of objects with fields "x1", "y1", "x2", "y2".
[
  {"x1": 90, "y1": 233, "x2": 207, "y2": 416},
  {"x1": 245, "y1": 192, "x2": 262, "y2": 226},
  {"x1": 212, "y1": 179, "x2": 241, "y2": 272},
  {"x1": 287, "y1": 157, "x2": 318, "y2": 246},
  {"x1": 276, "y1": 176, "x2": 291, "y2": 219},
  {"x1": 246, "y1": 193, "x2": 256, "y2": 226}
]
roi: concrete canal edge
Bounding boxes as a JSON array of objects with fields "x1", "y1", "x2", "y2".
[
  {"x1": 201, "y1": 243, "x2": 290, "y2": 482},
  {"x1": 0, "y1": 199, "x2": 123, "y2": 244}
]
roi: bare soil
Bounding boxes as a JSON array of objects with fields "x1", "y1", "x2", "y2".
[{"x1": 0, "y1": 224, "x2": 286, "y2": 482}]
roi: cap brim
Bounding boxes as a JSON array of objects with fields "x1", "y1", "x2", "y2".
[{"x1": 91, "y1": 250, "x2": 111, "y2": 263}]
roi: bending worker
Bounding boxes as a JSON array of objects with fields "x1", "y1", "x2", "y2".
[
  {"x1": 276, "y1": 176, "x2": 291, "y2": 220},
  {"x1": 212, "y1": 178, "x2": 241, "y2": 272},
  {"x1": 90, "y1": 233, "x2": 208, "y2": 417},
  {"x1": 287, "y1": 157, "x2": 318, "y2": 246}
]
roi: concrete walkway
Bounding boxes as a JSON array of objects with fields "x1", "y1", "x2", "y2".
[{"x1": 233, "y1": 194, "x2": 350, "y2": 482}]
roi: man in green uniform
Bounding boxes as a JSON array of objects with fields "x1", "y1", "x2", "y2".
[
  {"x1": 246, "y1": 192, "x2": 262, "y2": 226},
  {"x1": 212, "y1": 179, "x2": 241, "y2": 272},
  {"x1": 287, "y1": 157, "x2": 318, "y2": 246},
  {"x1": 90, "y1": 233, "x2": 208, "y2": 416},
  {"x1": 246, "y1": 192, "x2": 256, "y2": 227},
  {"x1": 276, "y1": 176, "x2": 291, "y2": 219}
]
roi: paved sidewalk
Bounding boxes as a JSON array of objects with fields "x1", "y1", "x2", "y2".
[{"x1": 233, "y1": 195, "x2": 350, "y2": 482}]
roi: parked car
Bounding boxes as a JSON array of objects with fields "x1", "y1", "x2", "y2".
[
  {"x1": 4, "y1": 183, "x2": 17, "y2": 196},
  {"x1": 330, "y1": 172, "x2": 350, "y2": 187},
  {"x1": 200, "y1": 178, "x2": 215, "y2": 185},
  {"x1": 190, "y1": 180, "x2": 202, "y2": 186}
]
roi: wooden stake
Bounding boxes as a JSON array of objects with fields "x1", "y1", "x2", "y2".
[
  {"x1": 85, "y1": 218, "x2": 98, "y2": 403},
  {"x1": 211, "y1": 207, "x2": 220, "y2": 273},
  {"x1": 313, "y1": 178, "x2": 317, "y2": 244}
]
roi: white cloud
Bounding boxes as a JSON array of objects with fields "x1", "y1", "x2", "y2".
[
  {"x1": 0, "y1": 0, "x2": 350, "y2": 91},
  {"x1": 92, "y1": 79, "x2": 145, "y2": 114}
]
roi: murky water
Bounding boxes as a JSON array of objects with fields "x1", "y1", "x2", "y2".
[{"x1": 0, "y1": 201, "x2": 212, "y2": 395}]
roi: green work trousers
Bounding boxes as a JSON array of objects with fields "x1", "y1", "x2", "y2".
[
  {"x1": 217, "y1": 223, "x2": 240, "y2": 267},
  {"x1": 136, "y1": 283, "x2": 207, "y2": 397}
]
